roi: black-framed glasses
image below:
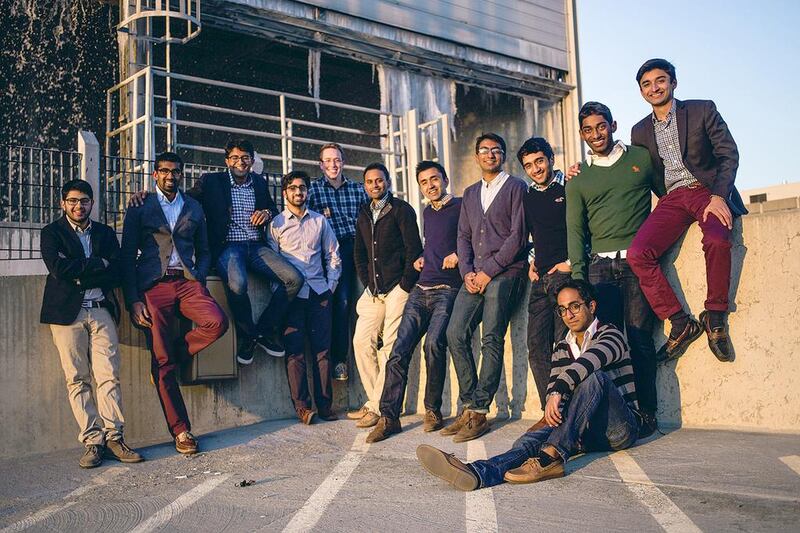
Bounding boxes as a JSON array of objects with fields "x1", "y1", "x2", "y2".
[
  {"x1": 286, "y1": 185, "x2": 308, "y2": 193},
  {"x1": 477, "y1": 147, "x2": 504, "y2": 156},
  {"x1": 156, "y1": 168, "x2": 182, "y2": 177},
  {"x1": 64, "y1": 198, "x2": 92, "y2": 206},
  {"x1": 556, "y1": 301, "x2": 587, "y2": 317},
  {"x1": 227, "y1": 155, "x2": 252, "y2": 163}
]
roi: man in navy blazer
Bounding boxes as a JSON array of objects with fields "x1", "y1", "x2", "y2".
[
  {"x1": 121, "y1": 151, "x2": 228, "y2": 455},
  {"x1": 41, "y1": 179, "x2": 143, "y2": 468}
]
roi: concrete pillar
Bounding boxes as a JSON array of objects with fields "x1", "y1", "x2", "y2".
[{"x1": 78, "y1": 130, "x2": 101, "y2": 220}]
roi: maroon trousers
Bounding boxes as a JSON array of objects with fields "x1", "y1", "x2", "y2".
[
  {"x1": 628, "y1": 185, "x2": 732, "y2": 320},
  {"x1": 144, "y1": 278, "x2": 228, "y2": 437}
]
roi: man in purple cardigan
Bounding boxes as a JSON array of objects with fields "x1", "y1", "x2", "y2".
[{"x1": 443, "y1": 133, "x2": 528, "y2": 443}]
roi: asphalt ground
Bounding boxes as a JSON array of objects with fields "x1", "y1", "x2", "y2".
[{"x1": 1, "y1": 416, "x2": 798, "y2": 532}]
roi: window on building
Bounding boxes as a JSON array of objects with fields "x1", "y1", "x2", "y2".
[{"x1": 749, "y1": 193, "x2": 767, "y2": 203}]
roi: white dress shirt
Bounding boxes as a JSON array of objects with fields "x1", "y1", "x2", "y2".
[
  {"x1": 155, "y1": 186, "x2": 185, "y2": 268},
  {"x1": 67, "y1": 219, "x2": 104, "y2": 303},
  {"x1": 480, "y1": 170, "x2": 510, "y2": 213},
  {"x1": 564, "y1": 317, "x2": 600, "y2": 358}
]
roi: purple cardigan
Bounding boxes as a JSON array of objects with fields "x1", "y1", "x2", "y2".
[{"x1": 457, "y1": 175, "x2": 528, "y2": 279}]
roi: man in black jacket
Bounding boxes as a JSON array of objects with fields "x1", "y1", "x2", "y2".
[
  {"x1": 41, "y1": 179, "x2": 143, "y2": 468},
  {"x1": 349, "y1": 163, "x2": 422, "y2": 428}
]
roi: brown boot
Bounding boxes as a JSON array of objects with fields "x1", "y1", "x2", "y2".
[
  {"x1": 356, "y1": 410, "x2": 380, "y2": 428},
  {"x1": 423, "y1": 410, "x2": 444, "y2": 432},
  {"x1": 453, "y1": 411, "x2": 489, "y2": 443},
  {"x1": 366, "y1": 417, "x2": 402, "y2": 443},
  {"x1": 440, "y1": 409, "x2": 469, "y2": 436},
  {"x1": 298, "y1": 408, "x2": 316, "y2": 425},
  {"x1": 504, "y1": 457, "x2": 564, "y2": 484}
]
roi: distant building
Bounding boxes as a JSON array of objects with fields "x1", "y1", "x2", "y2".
[{"x1": 742, "y1": 182, "x2": 800, "y2": 214}]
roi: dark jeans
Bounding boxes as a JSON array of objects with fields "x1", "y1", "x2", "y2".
[
  {"x1": 216, "y1": 241, "x2": 303, "y2": 344},
  {"x1": 330, "y1": 236, "x2": 356, "y2": 366},
  {"x1": 283, "y1": 290, "x2": 333, "y2": 414},
  {"x1": 470, "y1": 371, "x2": 639, "y2": 488},
  {"x1": 527, "y1": 271, "x2": 571, "y2": 410},
  {"x1": 379, "y1": 286, "x2": 459, "y2": 419},
  {"x1": 588, "y1": 255, "x2": 657, "y2": 416},
  {"x1": 446, "y1": 275, "x2": 525, "y2": 413}
]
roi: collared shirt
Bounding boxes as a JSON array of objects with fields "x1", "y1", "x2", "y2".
[
  {"x1": 564, "y1": 317, "x2": 600, "y2": 359},
  {"x1": 67, "y1": 219, "x2": 104, "y2": 303},
  {"x1": 652, "y1": 100, "x2": 698, "y2": 194},
  {"x1": 370, "y1": 192, "x2": 390, "y2": 223},
  {"x1": 308, "y1": 175, "x2": 368, "y2": 240},
  {"x1": 155, "y1": 185, "x2": 185, "y2": 268},
  {"x1": 480, "y1": 170, "x2": 510, "y2": 212},
  {"x1": 268, "y1": 207, "x2": 341, "y2": 299},
  {"x1": 529, "y1": 169, "x2": 565, "y2": 192},
  {"x1": 226, "y1": 170, "x2": 260, "y2": 242},
  {"x1": 430, "y1": 193, "x2": 453, "y2": 211},
  {"x1": 586, "y1": 141, "x2": 627, "y2": 167}
]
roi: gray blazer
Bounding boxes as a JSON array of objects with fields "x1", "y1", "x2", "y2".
[{"x1": 120, "y1": 192, "x2": 210, "y2": 308}]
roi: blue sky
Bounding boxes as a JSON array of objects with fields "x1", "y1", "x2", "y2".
[{"x1": 575, "y1": 0, "x2": 797, "y2": 191}]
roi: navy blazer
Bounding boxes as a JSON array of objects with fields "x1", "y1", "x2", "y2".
[
  {"x1": 120, "y1": 192, "x2": 210, "y2": 308},
  {"x1": 40, "y1": 216, "x2": 121, "y2": 325},
  {"x1": 186, "y1": 171, "x2": 279, "y2": 262}
]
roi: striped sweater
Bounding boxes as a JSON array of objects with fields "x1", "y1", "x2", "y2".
[{"x1": 547, "y1": 323, "x2": 639, "y2": 411}]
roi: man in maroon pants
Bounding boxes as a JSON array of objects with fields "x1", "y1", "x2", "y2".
[
  {"x1": 627, "y1": 58, "x2": 745, "y2": 363},
  {"x1": 121, "y1": 151, "x2": 228, "y2": 454}
]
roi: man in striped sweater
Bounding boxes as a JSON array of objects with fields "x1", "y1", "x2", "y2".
[{"x1": 416, "y1": 279, "x2": 641, "y2": 489}]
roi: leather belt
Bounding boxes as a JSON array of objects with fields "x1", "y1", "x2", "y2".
[
  {"x1": 81, "y1": 300, "x2": 105, "y2": 309},
  {"x1": 162, "y1": 268, "x2": 185, "y2": 279}
]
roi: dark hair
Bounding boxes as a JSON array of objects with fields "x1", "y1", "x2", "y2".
[
  {"x1": 154, "y1": 151, "x2": 183, "y2": 170},
  {"x1": 516, "y1": 137, "x2": 554, "y2": 165},
  {"x1": 415, "y1": 160, "x2": 447, "y2": 182},
  {"x1": 61, "y1": 179, "x2": 93, "y2": 201},
  {"x1": 319, "y1": 142, "x2": 344, "y2": 161},
  {"x1": 475, "y1": 133, "x2": 506, "y2": 155},
  {"x1": 224, "y1": 139, "x2": 255, "y2": 158},
  {"x1": 282, "y1": 170, "x2": 311, "y2": 191},
  {"x1": 556, "y1": 279, "x2": 597, "y2": 307},
  {"x1": 636, "y1": 58, "x2": 677, "y2": 85},
  {"x1": 363, "y1": 162, "x2": 391, "y2": 182},
  {"x1": 578, "y1": 101, "x2": 613, "y2": 127}
]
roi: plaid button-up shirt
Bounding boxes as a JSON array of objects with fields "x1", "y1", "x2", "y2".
[
  {"x1": 653, "y1": 101, "x2": 698, "y2": 194},
  {"x1": 226, "y1": 170, "x2": 260, "y2": 242},
  {"x1": 308, "y1": 175, "x2": 368, "y2": 241}
]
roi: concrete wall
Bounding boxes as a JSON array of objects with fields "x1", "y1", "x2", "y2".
[{"x1": 1, "y1": 209, "x2": 798, "y2": 459}]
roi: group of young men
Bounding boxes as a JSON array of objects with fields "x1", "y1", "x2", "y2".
[{"x1": 41, "y1": 58, "x2": 741, "y2": 491}]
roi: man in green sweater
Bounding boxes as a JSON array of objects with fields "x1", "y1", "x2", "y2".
[{"x1": 565, "y1": 101, "x2": 663, "y2": 438}]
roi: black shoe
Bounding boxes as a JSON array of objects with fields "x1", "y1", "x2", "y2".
[
  {"x1": 237, "y1": 339, "x2": 257, "y2": 365},
  {"x1": 639, "y1": 412, "x2": 658, "y2": 439},
  {"x1": 656, "y1": 317, "x2": 704, "y2": 364},
  {"x1": 699, "y1": 311, "x2": 733, "y2": 362},
  {"x1": 79, "y1": 444, "x2": 104, "y2": 468},
  {"x1": 257, "y1": 331, "x2": 285, "y2": 358}
]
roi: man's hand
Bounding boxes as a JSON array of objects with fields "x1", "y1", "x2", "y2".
[
  {"x1": 413, "y1": 257, "x2": 424, "y2": 272},
  {"x1": 547, "y1": 261, "x2": 571, "y2": 275},
  {"x1": 250, "y1": 209, "x2": 272, "y2": 226},
  {"x1": 464, "y1": 272, "x2": 481, "y2": 294},
  {"x1": 544, "y1": 393, "x2": 563, "y2": 427},
  {"x1": 565, "y1": 161, "x2": 581, "y2": 181},
  {"x1": 127, "y1": 190, "x2": 148, "y2": 208},
  {"x1": 442, "y1": 253, "x2": 458, "y2": 270},
  {"x1": 131, "y1": 301, "x2": 152, "y2": 328},
  {"x1": 703, "y1": 195, "x2": 733, "y2": 230},
  {"x1": 528, "y1": 262, "x2": 539, "y2": 282},
  {"x1": 473, "y1": 271, "x2": 492, "y2": 293}
]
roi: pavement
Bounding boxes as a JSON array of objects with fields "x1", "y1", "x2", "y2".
[{"x1": 0, "y1": 416, "x2": 798, "y2": 532}]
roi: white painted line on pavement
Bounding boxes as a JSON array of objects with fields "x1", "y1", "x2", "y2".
[
  {"x1": 129, "y1": 474, "x2": 231, "y2": 533},
  {"x1": 282, "y1": 432, "x2": 370, "y2": 533},
  {"x1": 0, "y1": 466, "x2": 129, "y2": 533},
  {"x1": 609, "y1": 451, "x2": 702, "y2": 533},
  {"x1": 465, "y1": 440, "x2": 498, "y2": 533},
  {"x1": 779, "y1": 455, "x2": 800, "y2": 476}
]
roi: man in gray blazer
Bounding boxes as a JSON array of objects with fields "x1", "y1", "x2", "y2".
[{"x1": 121, "y1": 151, "x2": 228, "y2": 455}]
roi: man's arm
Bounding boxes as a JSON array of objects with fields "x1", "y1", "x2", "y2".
[
  {"x1": 321, "y1": 218, "x2": 341, "y2": 293},
  {"x1": 185, "y1": 173, "x2": 206, "y2": 201},
  {"x1": 549, "y1": 327, "x2": 629, "y2": 399},
  {"x1": 456, "y1": 194, "x2": 474, "y2": 279},
  {"x1": 40, "y1": 225, "x2": 105, "y2": 281},
  {"x1": 480, "y1": 181, "x2": 526, "y2": 279},
  {"x1": 79, "y1": 228, "x2": 121, "y2": 289},
  {"x1": 353, "y1": 212, "x2": 369, "y2": 288},
  {"x1": 565, "y1": 177, "x2": 589, "y2": 280},
  {"x1": 397, "y1": 203, "x2": 423, "y2": 292},
  {"x1": 193, "y1": 211, "x2": 211, "y2": 283},
  {"x1": 703, "y1": 100, "x2": 739, "y2": 198}
]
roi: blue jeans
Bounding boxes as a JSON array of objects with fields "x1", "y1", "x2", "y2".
[
  {"x1": 470, "y1": 371, "x2": 640, "y2": 488},
  {"x1": 216, "y1": 241, "x2": 303, "y2": 344},
  {"x1": 379, "y1": 286, "x2": 459, "y2": 419},
  {"x1": 446, "y1": 275, "x2": 525, "y2": 413},
  {"x1": 330, "y1": 236, "x2": 356, "y2": 366}
]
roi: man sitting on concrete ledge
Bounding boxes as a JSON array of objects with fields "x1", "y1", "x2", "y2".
[{"x1": 416, "y1": 279, "x2": 642, "y2": 490}]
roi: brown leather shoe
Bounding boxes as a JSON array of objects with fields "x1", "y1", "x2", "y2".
[
  {"x1": 416, "y1": 444, "x2": 479, "y2": 491},
  {"x1": 79, "y1": 444, "x2": 104, "y2": 468},
  {"x1": 317, "y1": 408, "x2": 339, "y2": 421},
  {"x1": 175, "y1": 431, "x2": 198, "y2": 455},
  {"x1": 346, "y1": 406, "x2": 369, "y2": 420},
  {"x1": 526, "y1": 416, "x2": 548, "y2": 433},
  {"x1": 656, "y1": 317, "x2": 704, "y2": 363},
  {"x1": 104, "y1": 438, "x2": 144, "y2": 463},
  {"x1": 453, "y1": 411, "x2": 489, "y2": 443},
  {"x1": 298, "y1": 408, "x2": 316, "y2": 425},
  {"x1": 440, "y1": 409, "x2": 469, "y2": 436},
  {"x1": 366, "y1": 417, "x2": 402, "y2": 443},
  {"x1": 699, "y1": 311, "x2": 733, "y2": 362},
  {"x1": 356, "y1": 410, "x2": 380, "y2": 428},
  {"x1": 423, "y1": 410, "x2": 444, "y2": 432},
  {"x1": 504, "y1": 457, "x2": 564, "y2": 484}
]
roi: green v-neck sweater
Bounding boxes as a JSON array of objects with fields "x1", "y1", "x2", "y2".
[{"x1": 565, "y1": 145, "x2": 659, "y2": 280}]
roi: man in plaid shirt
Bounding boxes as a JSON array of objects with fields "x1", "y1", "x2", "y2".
[{"x1": 308, "y1": 143, "x2": 368, "y2": 381}]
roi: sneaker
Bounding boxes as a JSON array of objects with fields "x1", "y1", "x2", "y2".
[
  {"x1": 356, "y1": 410, "x2": 380, "y2": 428},
  {"x1": 440, "y1": 409, "x2": 469, "y2": 436},
  {"x1": 333, "y1": 362, "x2": 348, "y2": 381},
  {"x1": 422, "y1": 410, "x2": 444, "y2": 432},
  {"x1": 79, "y1": 444, "x2": 104, "y2": 469},
  {"x1": 257, "y1": 331, "x2": 285, "y2": 358},
  {"x1": 415, "y1": 444, "x2": 479, "y2": 491},
  {"x1": 346, "y1": 406, "x2": 369, "y2": 420},
  {"x1": 656, "y1": 317, "x2": 703, "y2": 364},
  {"x1": 237, "y1": 339, "x2": 257, "y2": 365},
  {"x1": 453, "y1": 411, "x2": 489, "y2": 443},
  {"x1": 366, "y1": 417, "x2": 402, "y2": 443},
  {"x1": 104, "y1": 438, "x2": 144, "y2": 463},
  {"x1": 175, "y1": 431, "x2": 198, "y2": 455},
  {"x1": 298, "y1": 408, "x2": 316, "y2": 425},
  {"x1": 504, "y1": 457, "x2": 564, "y2": 484}
]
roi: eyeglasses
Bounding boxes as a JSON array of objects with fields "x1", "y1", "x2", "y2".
[
  {"x1": 64, "y1": 198, "x2": 92, "y2": 206},
  {"x1": 286, "y1": 185, "x2": 308, "y2": 193},
  {"x1": 477, "y1": 147, "x2": 504, "y2": 156},
  {"x1": 227, "y1": 155, "x2": 252, "y2": 163},
  {"x1": 156, "y1": 168, "x2": 182, "y2": 177},
  {"x1": 556, "y1": 301, "x2": 587, "y2": 317},
  {"x1": 321, "y1": 158, "x2": 342, "y2": 165}
]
